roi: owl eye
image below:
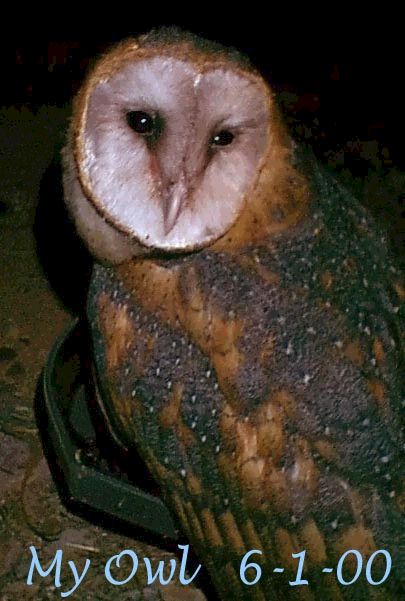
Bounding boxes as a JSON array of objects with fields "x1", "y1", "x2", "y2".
[
  {"x1": 211, "y1": 130, "x2": 234, "y2": 147},
  {"x1": 126, "y1": 111, "x2": 156, "y2": 135}
]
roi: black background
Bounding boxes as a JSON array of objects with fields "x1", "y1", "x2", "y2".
[{"x1": 3, "y1": 12, "x2": 404, "y2": 165}]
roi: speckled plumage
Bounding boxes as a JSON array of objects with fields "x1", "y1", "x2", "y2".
[
  {"x1": 87, "y1": 152, "x2": 404, "y2": 599},
  {"x1": 66, "y1": 31, "x2": 404, "y2": 600}
]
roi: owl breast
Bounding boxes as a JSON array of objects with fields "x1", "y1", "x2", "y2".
[{"x1": 88, "y1": 162, "x2": 404, "y2": 600}]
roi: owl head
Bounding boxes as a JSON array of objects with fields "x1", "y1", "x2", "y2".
[{"x1": 64, "y1": 29, "x2": 303, "y2": 263}]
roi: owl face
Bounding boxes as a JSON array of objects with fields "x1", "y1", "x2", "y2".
[{"x1": 71, "y1": 43, "x2": 272, "y2": 255}]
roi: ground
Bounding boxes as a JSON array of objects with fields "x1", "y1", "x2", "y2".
[
  {"x1": 0, "y1": 103, "x2": 403, "y2": 600},
  {"x1": 0, "y1": 106, "x2": 207, "y2": 600}
]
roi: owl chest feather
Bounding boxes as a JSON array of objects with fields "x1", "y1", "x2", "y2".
[{"x1": 88, "y1": 175, "x2": 404, "y2": 599}]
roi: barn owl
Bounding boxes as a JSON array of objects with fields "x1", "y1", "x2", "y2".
[{"x1": 63, "y1": 28, "x2": 404, "y2": 600}]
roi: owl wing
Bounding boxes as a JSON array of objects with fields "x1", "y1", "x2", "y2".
[{"x1": 88, "y1": 156, "x2": 404, "y2": 600}]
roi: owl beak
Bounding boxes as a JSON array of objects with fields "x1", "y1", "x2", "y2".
[{"x1": 163, "y1": 175, "x2": 187, "y2": 235}]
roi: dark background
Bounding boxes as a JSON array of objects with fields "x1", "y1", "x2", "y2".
[
  {"x1": 3, "y1": 15, "x2": 403, "y2": 258},
  {"x1": 3, "y1": 17, "x2": 404, "y2": 162}
]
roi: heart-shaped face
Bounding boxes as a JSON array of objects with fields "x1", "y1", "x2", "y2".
[{"x1": 64, "y1": 34, "x2": 274, "y2": 262}]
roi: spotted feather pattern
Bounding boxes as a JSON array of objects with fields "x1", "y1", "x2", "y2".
[{"x1": 88, "y1": 152, "x2": 404, "y2": 600}]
